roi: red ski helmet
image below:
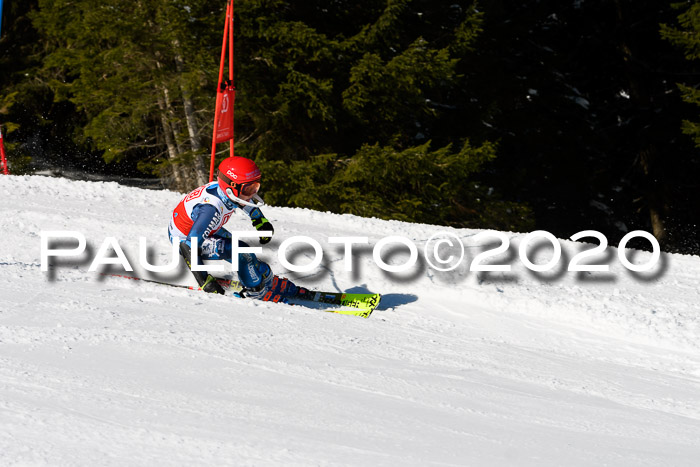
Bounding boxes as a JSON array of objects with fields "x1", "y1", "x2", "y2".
[{"x1": 217, "y1": 156, "x2": 262, "y2": 202}]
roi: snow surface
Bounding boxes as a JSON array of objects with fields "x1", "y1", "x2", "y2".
[{"x1": 1, "y1": 175, "x2": 700, "y2": 466}]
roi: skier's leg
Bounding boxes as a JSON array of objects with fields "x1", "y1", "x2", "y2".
[
  {"x1": 177, "y1": 239, "x2": 226, "y2": 294},
  {"x1": 229, "y1": 240, "x2": 298, "y2": 299},
  {"x1": 176, "y1": 236, "x2": 259, "y2": 295},
  {"x1": 237, "y1": 251, "x2": 273, "y2": 298}
]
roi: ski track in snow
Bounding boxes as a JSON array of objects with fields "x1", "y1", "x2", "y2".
[{"x1": 1, "y1": 175, "x2": 700, "y2": 466}]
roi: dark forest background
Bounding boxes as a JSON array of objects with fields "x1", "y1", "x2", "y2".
[{"x1": 1, "y1": 0, "x2": 699, "y2": 253}]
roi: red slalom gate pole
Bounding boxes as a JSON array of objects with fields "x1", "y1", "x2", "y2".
[
  {"x1": 0, "y1": 125, "x2": 9, "y2": 175},
  {"x1": 209, "y1": 1, "x2": 235, "y2": 182},
  {"x1": 229, "y1": 0, "x2": 235, "y2": 160}
]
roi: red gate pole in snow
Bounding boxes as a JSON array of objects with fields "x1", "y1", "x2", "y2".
[
  {"x1": 0, "y1": 125, "x2": 9, "y2": 175},
  {"x1": 209, "y1": 1, "x2": 235, "y2": 182}
]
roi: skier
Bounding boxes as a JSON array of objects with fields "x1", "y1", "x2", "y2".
[{"x1": 168, "y1": 156, "x2": 297, "y2": 300}]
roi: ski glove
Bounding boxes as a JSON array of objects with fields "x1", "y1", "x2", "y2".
[{"x1": 252, "y1": 217, "x2": 274, "y2": 244}]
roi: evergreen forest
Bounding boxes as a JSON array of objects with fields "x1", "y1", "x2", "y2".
[{"x1": 1, "y1": 0, "x2": 699, "y2": 254}]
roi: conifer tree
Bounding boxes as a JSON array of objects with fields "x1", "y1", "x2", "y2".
[
  {"x1": 234, "y1": 1, "x2": 526, "y2": 229},
  {"x1": 662, "y1": 1, "x2": 700, "y2": 148},
  {"x1": 31, "y1": 0, "x2": 219, "y2": 190}
]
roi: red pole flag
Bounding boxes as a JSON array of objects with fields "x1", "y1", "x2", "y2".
[
  {"x1": 0, "y1": 126, "x2": 9, "y2": 175},
  {"x1": 214, "y1": 84, "x2": 235, "y2": 144},
  {"x1": 209, "y1": 1, "x2": 235, "y2": 182}
]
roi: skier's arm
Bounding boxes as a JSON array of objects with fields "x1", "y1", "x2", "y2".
[
  {"x1": 243, "y1": 206, "x2": 274, "y2": 244},
  {"x1": 187, "y1": 204, "x2": 221, "y2": 250}
]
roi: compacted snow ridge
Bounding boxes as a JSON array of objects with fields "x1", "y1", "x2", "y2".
[{"x1": 1, "y1": 175, "x2": 699, "y2": 466}]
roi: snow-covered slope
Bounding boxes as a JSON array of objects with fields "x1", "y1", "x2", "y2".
[{"x1": 1, "y1": 175, "x2": 699, "y2": 466}]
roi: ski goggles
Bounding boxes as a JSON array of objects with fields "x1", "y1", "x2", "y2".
[
  {"x1": 238, "y1": 181, "x2": 260, "y2": 197},
  {"x1": 219, "y1": 170, "x2": 261, "y2": 198}
]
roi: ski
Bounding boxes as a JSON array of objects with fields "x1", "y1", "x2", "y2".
[
  {"x1": 289, "y1": 289, "x2": 381, "y2": 318},
  {"x1": 219, "y1": 278, "x2": 381, "y2": 318},
  {"x1": 101, "y1": 274, "x2": 381, "y2": 318}
]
